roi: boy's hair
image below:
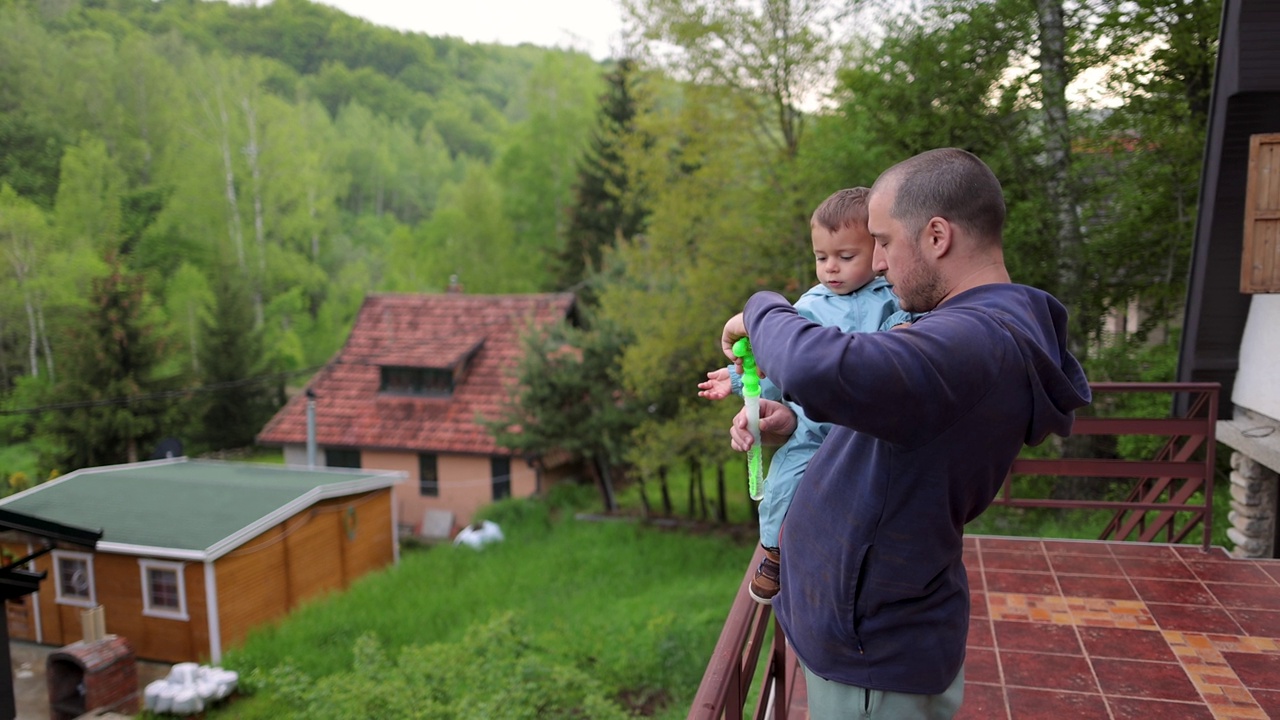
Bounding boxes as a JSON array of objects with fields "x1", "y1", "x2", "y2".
[{"x1": 811, "y1": 187, "x2": 870, "y2": 234}]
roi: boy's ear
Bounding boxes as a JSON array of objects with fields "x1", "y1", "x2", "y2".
[{"x1": 925, "y1": 217, "x2": 953, "y2": 258}]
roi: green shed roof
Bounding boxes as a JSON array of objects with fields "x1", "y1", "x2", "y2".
[{"x1": 0, "y1": 458, "x2": 402, "y2": 560}]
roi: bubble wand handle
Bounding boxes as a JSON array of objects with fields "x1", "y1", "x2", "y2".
[{"x1": 732, "y1": 337, "x2": 765, "y2": 501}]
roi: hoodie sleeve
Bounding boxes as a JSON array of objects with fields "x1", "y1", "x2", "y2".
[
  {"x1": 744, "y1": 292, "x2": 1014, "y2": 447},
  {"x1": 744, "y1": 289, "x2": 1090, "y2": 448}
]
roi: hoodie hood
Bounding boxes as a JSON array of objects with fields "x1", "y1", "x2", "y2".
[{"x1": 974, "y1": 286, "x2": 1091, "y2": 444}]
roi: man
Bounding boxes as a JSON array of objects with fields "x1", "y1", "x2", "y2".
[{"x1": 720, "y1": 148, "x2": 1091, "y2": 719}]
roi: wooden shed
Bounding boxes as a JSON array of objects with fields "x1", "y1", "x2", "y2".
[{"x1": 0, "y1": 458, "x2": 404, "y2": 664}]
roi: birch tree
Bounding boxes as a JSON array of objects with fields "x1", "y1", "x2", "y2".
[{"x1": 0, "y1": 186, "x2": 52, "y2": 378}]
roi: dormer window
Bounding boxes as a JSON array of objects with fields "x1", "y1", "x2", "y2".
[{"x1": 380, "y1": 366, "x2": 454, "y2": 397}]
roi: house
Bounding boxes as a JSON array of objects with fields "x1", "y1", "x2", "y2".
[
  {"x1": 0, "y1": 458, "x2": 404, "y2": 663},
  {"x1": 256, "y1": 292, "x2": 578, "y2": 538},
  {"x1": 1177, "y1": 0, "x2": 1280, "y2": 558}
]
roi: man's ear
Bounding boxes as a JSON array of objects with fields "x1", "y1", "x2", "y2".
[{"x1": 925, "y1": 216, "x2": 953, "y2": 258}]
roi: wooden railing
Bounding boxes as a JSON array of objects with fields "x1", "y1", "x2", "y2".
[
  {"x1": 690, "y1": 382, "x2": 1223, "y2": 719},
  {"x1": 688, "y1": 545, "x2": 796, "y2": 720},
  {"x1": 994, "y1": 382, "x2": 1220, "y2": 550}
]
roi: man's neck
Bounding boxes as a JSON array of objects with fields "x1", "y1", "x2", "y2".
[{"x1": 939, "y1": 260, "x2": 1011, "y2": 306}]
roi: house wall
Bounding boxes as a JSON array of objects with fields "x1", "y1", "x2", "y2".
[
  {"x1": 215, "y1": 490, "x2": 395, "y2": 656},
  {"x1": 359, "y1": 449, "x2": 538, "y2": 534},
  {"x1": 1233, "y1": 294, "x2": 1280, "y2": 420},
  {"x1": 21, "y1": 549, "x2": 210, "y2": 663}
]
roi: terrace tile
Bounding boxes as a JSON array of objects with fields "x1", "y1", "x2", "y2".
[
  {"x1": 787, "y1": 537, "x2": 1280, "y2": 720},
  {"x1": 952, "y1": 537, "x2": 1280, "y2": 720}
]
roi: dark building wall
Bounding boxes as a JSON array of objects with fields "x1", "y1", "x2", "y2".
[{"x1": 1178, "y1": 0, "x2": 1280, "y2": 417}]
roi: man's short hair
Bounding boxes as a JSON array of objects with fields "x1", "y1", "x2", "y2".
[
  {"x1": 811, "y1": 187, "x2": 870, "y2": 233},
  {"x1": 876, "y1": 148, "x2": 1005, "y2": 244}
]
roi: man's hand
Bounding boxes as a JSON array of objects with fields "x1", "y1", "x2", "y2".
[
  {"x1": 697, "y1": 368, "x2": 732, "y2": 400},
  {"x1": 730, "y1": 399, "x2": 797, "y2": 451},
  {"x1": 721, "y1": 313, "x2": 747, "y2": 362}
]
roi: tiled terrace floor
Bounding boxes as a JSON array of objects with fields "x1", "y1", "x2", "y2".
[{"x1": 957, "y1": 536, "x2": 1280, "y2": 720}]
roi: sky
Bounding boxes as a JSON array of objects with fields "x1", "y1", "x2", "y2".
[{"x1": 313, "y1": 0, "x2": 627, "y2": 60}]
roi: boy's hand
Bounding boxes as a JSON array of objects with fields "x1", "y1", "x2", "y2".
[
  {"x1": 729, "y1": 399, "x2": 797, "y2": 451},
  {"x1": 697, "y1": 368, "x2": 732, "y2": 400}
]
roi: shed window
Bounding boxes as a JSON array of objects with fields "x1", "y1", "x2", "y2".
[
  {"x1": 380, "y1": 366, "x2": 454, "y2": 397},
  {"x1": 140, "y1": 560, "x2": 188, "y2": 620},
  {"x1": 53, "y1": 551, "x2": 95, "y2": 607},
  {"x1": 491, "y1": 457, "x2": 511, "y2": 501},
  {"x1": 419, "y1": 453, "x2": 439, "y2": 497}
]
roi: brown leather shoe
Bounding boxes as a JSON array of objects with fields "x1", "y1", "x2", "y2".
[{"x1": 749, "y1": 546, "x2": 781, "y2": 605}]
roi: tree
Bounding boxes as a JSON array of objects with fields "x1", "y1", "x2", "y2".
[
  {"x1": 163, "y1": 262, "x2": 215, "y2": 374},
  {"x1": 622, "y1": 0, "x2": 860, "y2": 269},
  {"x1": 0, "y1": 185, "x2": 54, "y2": 380},
  {"x1": 486, "y1": 315, "x2": 644, "y2": 513},
  {"x1": 54, "y1": 136, "x2": 126, "y2": 257},
  {"x1": 0, "y1": 113, "x2": 65, "y2": 209},
  {"x1": 1077, "y1": 0, "x2": 1221, "y2": 343},
  {"x1": 36, "y1": 255, "x2": 177, "y2": 471},
  {"x1": 555, "y1": 59, "x2": 648, "y2": 299},
  {"x1": 494, "y1": 51, "x2": 604, "y2": 289},
  {"x1": 197, "y1": 267, "x2": 280, "y2": 452},
  {"x1": 416, "y1": 160, "x2": 527, "y2": 293},
  {"x1": 623, "y1": 0, "x2": 854, "y2": 161},
  {"x1": 1032, "y1": 0, "x2": 1091, "y2": 360}
]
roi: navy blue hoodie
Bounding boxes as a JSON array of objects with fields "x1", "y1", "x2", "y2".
[{"x1": 744, "y1": 283, "x2": 1091, "y2": 694}]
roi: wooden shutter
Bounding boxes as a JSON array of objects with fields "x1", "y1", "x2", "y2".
[{"x1": 1242, "y1": 133, "x2": 1280, "y2": 293}]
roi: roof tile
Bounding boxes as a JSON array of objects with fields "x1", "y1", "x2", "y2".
[{"x1": 257, "y1": 293, "x2": 575, "y2": 456}]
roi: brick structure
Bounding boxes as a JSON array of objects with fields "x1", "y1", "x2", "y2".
[
  {"x1": 1219, "y1": 407, "x2": 1280, "y2": 559},
  {"x1": 1227, "y1": 451, "x2": 1280, "y2": 558},
  {"x1": 46, "y1": 636, "x2": 139, "y2": 720}
]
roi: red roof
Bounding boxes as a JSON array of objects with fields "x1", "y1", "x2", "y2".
[{"x1": 257, "y1": 292, "x2": 576, "y2": 456}]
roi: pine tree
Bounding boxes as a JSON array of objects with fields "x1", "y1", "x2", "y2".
[
  {"x1": 197, "y1": 267, "x2": 280, "y2": 452},
  {"x1": 37, "y1": 254, "x2": 175, "y2": 470},
  {"x1": 555, "y1": 59, "x2": 647, "y2": 302}
]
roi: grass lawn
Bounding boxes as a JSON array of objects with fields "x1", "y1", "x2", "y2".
[{"x1": 206, "y1": 486, "x2": 754, "y2": 719}]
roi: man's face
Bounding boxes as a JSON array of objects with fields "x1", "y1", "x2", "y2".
[{"x1": 868, "y1": 187, "x2": 944, "y2": 313}]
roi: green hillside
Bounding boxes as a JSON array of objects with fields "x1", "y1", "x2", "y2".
[{"x1": 0, "y1": 0, "x2": 606, "y2": 473}]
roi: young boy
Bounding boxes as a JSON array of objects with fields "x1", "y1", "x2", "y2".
[{"x1": 698, "y1": 187, "x2": 912, "y2": 604}]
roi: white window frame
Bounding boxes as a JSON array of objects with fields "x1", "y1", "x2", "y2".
[
  {"x1": 53, "y1": 550, "x2": 96, "y2": 608},
  {"x1": 139, "y1": 559, "x2": 188, "y2": 621}
]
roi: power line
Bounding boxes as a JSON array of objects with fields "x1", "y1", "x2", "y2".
[{"x1": 0, "y1": 366, "x2": 324, "y2": 417}]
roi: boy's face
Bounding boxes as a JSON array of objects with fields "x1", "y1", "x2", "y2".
[{"x1": 812, "y1": 222, "x2": 877, "y2": 295}]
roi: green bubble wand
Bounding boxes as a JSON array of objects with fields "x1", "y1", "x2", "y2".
[{"x1": 733, "y1": 337, "x2": 765, "y2": 501}]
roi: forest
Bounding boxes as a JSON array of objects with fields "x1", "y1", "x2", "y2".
[{"x1": 0, "y1": 0, "x2": 1220, "y2": 498}]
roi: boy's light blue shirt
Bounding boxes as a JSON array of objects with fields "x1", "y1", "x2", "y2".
[{"x1": 730, "y1": 277, "x2": 913, "y2": 545}]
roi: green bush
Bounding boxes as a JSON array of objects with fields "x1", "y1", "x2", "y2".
[{"x1": 250, "y1": 614, "x2": 630, "y2": 720}]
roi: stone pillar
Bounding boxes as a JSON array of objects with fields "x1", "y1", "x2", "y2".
[{"x1": 1227, "y1": 451, "x2": 1280, "y2": 559}]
